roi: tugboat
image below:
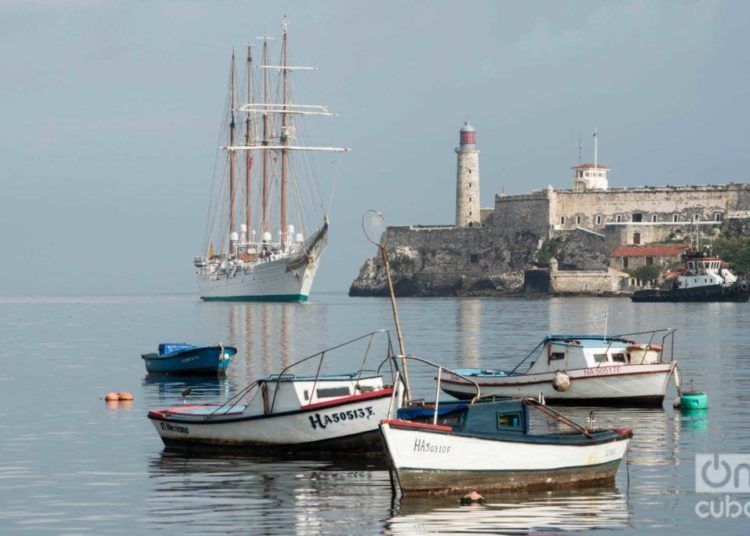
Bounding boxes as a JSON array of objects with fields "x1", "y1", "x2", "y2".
[{"x1": 631, "y1": 249, "x2": 749, "y2": 302}]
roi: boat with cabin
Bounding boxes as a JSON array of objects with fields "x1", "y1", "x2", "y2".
[
  {"x1": 148, "y1": 331, "x2": 404, "y2": 451},
  {"x1": 142, "y1": 343, "x2": 237, "y2": 375},
  {"x1": 439, "y1": 329, "x2": 678, "y2": 406},
  {"x1": 379, "y1": 357, "x2": 632, "y2": 495},
  {"x1": 632, "y1": 249, "x2": 749, "y2": 302},
  {"x1": 194, "y1": 20, "x2": 348, "y2": 302}
]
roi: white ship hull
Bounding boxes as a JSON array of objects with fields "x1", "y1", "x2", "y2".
[
  {"x1": 149, "y1": 388, "x2": 396, "y2": 449},
  {"x1": 380, "y1": 421, "x2": 630, "y2": 494},
  {"x1": 441, "y1": 363, "x2": 675, "y2": 406},
  {"x1": 198, "y1": 224, "x2": 327, "y2": 302}
]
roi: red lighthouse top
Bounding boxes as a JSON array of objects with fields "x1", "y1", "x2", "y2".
[{"x1": 460, "y1": 121, "x2": 476, "y2": 146}]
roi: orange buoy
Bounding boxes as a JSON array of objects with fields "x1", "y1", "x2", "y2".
[
  {"x1": 117, "y1": 392, "x2": 134, "y2": 401},
  {"x1": 105, "y1": 392, "x2": 120, "y2": 402}
]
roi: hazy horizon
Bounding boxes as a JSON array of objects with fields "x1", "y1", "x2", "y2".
[{"x1": 2, "y1": 1, "x2": 749, "y2": 294}]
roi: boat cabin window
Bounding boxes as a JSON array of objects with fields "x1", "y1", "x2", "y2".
[
  {"x1": 549, "y1": 352, "x2": 565, "y2": 362},
  {"x1": 316, "y1": 387, "x2": 350, "y2": 399},
  {"x1": 593, "y1": 353, "x2": 609, "y2": 363},
  {"x1": 497, "y1": 412, "x2": 522, "y2": 430},
  {"x1": 612, "y1": 353, "x2": 627, "y2": 363}
]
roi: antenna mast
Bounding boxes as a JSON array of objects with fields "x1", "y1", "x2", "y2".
[
  {"x1": 593, "y1": 127, "x2": 599, "y2": 169},
  {"x1": 245, "y1": 44, "x2": 254, "y2": 239},
  {"x1": 280, "y1": 18, "x2": 289, "y2": 248},
  {"x1": 228, "y1": 49, "x2": 237, "y2": 252},
  {"x1": 578, "y1": 135, "x2": 582, "y2": 165}
]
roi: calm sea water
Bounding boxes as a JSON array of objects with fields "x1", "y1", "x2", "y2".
[{"x1": 1, "y1": 292, "x2": 749, "y2": 534}]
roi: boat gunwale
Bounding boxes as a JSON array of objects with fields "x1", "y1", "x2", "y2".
[
  {"x1": 440, "y1": 363, "x2": 675, "y2": 387},
  {"x1": 380, "y1": 420, "x2": 633, "y2": 446},
  {"x1": 141, "y1": 345, "x2": 238, "y2": 360},
  {"x1": 148, "y1": 386, "x2": 394, "y2": 424}
]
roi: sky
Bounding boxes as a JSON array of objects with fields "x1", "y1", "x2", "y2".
[{"x1": 1, "y1": 0, "x2": 749, "y2": 294}]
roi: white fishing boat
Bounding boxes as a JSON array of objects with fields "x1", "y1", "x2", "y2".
[
  {"x1": 148, "y1": 331, "x2": 403, "y2": 450},
  {"x1": 439, "y1": 329, "x2": 678, "y2": 406},
  {"x1": 379, "y1": 358, "x2": 632, "y2": 495},
  {"x1": 195, "y1": 20, "x2": 348, "y2": 302}
]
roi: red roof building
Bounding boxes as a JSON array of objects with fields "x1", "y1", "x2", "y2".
[{"x1": 610, "y1": 244, "x2": 690, "y2": 271}]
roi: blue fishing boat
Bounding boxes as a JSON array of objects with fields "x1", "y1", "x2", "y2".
[{"x1": 142, "y1": 343, "x2": 237, "y2": 375}]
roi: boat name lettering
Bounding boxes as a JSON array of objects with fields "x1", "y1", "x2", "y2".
[
  {"x1": 160, "y1": 422, "x2": 189, "y2": 434},
  {"x1": 413, "y1": 438, "x2": 451, "y2": 454},
  {"x1": 583, "y1": 366, "x2": 619, "y2": 376},
  {"x1": 308, "y1": 406, "x2": 375, "y2": 430}
]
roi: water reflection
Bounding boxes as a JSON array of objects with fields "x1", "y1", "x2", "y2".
[
  {"x1": 142, "y1": 374, "x2": 231, "y2": 404},
  {"x1": 390, "y1": 489, "x2": 630, "y2": 533},
  {"x1": 147, "y1": 450, "x2": 392, "y2": 534},
  {"x1": 456, "y1": 299, "x2": 482, "y2": 368}
]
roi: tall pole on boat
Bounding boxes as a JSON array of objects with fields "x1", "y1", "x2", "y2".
[
  {"x1": 279, "y1": 19, "x2": 289, "y2": 248},
  {"x1": 362, "y1": 210, "x2": 411, "y2": 403},
  {"x1": 228, "y1": 49, "x2": 237, "y2": 252},
  {"x1": 261, "y1": 38, "x2": 270, "y2": 235},
  {"x1": 245, "y1": 44, "x2": 254, "y2": 238},
  {"x1": 382, "y1": 245, "x2": 411, "y2": 403}
]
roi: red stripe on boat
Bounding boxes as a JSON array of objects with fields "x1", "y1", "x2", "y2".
[
  {"x1": 302, "y1": 387, "x2": 393, "y2": 410},
  {"x1": 148, "y1": 404, "x2": 214, "y2": 419},
  {"x1": 380, "y1": 419, "x2": 453, "y2": 432}
]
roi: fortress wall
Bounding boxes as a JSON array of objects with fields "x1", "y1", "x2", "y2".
[
  {"x1": 492, "y1": 191, "x2": 552, "y2": 237},
  {"x1": 550, "y1": 268, "x2": 623, "y2": 294},
  {"x1": 552, "y1": 186, "x2": 750, "y2": 229},
  {"x1": 383, "y1": 225, "x2": 488, "y2": 274},
  {"x1": 603, "y1": 222, "x2": 722, "y2": 247}
]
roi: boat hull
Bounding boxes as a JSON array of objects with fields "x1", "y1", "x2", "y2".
[
  {"x1": 632, "y1": 283, "x2": 750, "y2": 302},
  {"x1": 197, "y1": 224, "x2": 326, "y2": 302},
  {"x1": 441, "y1": 363, "x2": 675, "y2": 406},
  {"x1": 148, "y1": 388, "x2": 396, "y2": 450},
  {"x1": 142, "y1": 346, "x2": 236, "y2": 375},
  {"x1": 380, "y1": 422, "x2": 629, "y2": 495}
]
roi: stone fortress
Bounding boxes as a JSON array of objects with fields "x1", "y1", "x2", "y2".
[{"x1": 350, "y1": 123, "x2": 750, "y2": 297}]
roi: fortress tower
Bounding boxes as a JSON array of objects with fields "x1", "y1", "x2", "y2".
[{"x1": 455, "y1": 121, "x2": 480, "y2": 227}]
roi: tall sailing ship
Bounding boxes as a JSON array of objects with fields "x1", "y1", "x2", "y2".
[{"x1": 195, "y1": 22, "x2": 348, "y2": 302}]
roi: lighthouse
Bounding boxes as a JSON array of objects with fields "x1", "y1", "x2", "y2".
[{"x1": 455, "y1": 121, "x2": 480, "y2": 227}]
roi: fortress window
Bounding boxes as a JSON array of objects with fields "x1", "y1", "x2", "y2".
[
  {"x1": 560, "y1": 216, "x2": 566, "y2": 225},
  {"x1": 632, "y1": 213, "x2": 643, "y2": 223},
  {"x1": 693, "y1": 214, "x2": 699, "y2": 222},
  {"x1": 470, "y1": 254, "x2": 479, "y2": 264},
  {"x1": 715, "y1": 213, "x2": 723, "y2": 222},
  {"x1": 595, "y1": 215, "x2": 602, "y2": 225},
  {"x1": 576, "y1": 216, "x2": 581, "y2": 225},
  {"x1": 623, "y1": 257, "x2": 629, "y2": 269},
  {"x1": 651, "y1": 214, "x2": 658, "y2": 222},
  {"x1": 633, "y1": 232, "x2": 641, "y2": 245},
  {"x1": 616, "y1": 215, "x2": 622, "y2": 223},
  {"x1": 673, "y1": 214, "x2": 679, "y2": 222}
]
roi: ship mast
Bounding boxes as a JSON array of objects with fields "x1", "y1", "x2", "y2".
[
  {"x1": 261, "y1": 38, "x2": 270, "y2": 236},
  {"x1": 245, "y1": 44, "x2": 254, "y2": 241},
  {"x1": 279, "y1": 22, "x2": 289, "y2": 248},
  {"x1": 228, "y1": 49, "x2": 237, "y2": 253}
]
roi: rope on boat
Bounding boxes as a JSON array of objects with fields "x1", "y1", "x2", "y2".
[
  {"x1": 509, "y1": 340, "x2": 546, "y2": 374},
  {"x1": 208, "y1": 380, "x2": 259, "y2": 419},
  {"x1": 523, "y1": 398, "x2": 593, "y2": 438}
]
